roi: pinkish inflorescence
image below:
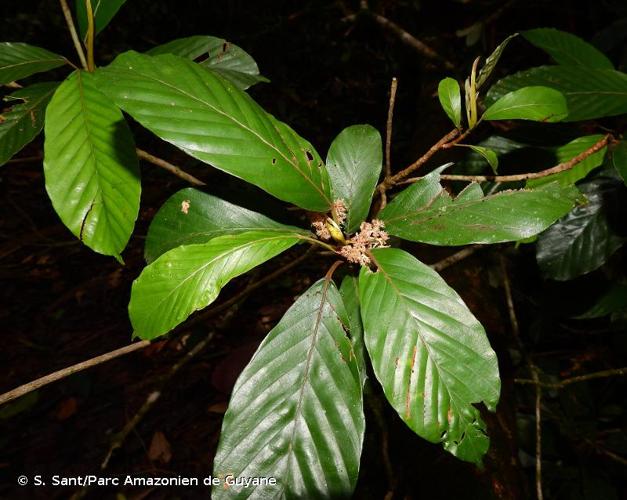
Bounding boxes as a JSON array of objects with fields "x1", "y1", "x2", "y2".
[{"x1": 340, "y1": 219, "x2": 389, "y2": 266}]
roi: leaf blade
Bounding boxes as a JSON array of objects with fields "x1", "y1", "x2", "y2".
[
  {"x1": 438, "y1": 78, "x2": 462, "y2": 128},
  {"x1": 130, "y1": 231, "x2": 303, "y2": 340},
  {"x1": 380, "y1": 168, "x2": 580, "y2": 245},
  {"x1": 359, "y1": 248, "x2": 500, "y2": 464},
  {"x1": 0, "y1": 82, "x2": 58, "y2": 166},
  {"x1": 0, "y1": 43, "x2": 66, "y2": 85},
  {"x1": 326, "y1": 124, "x2": 382, "y2": 232},
  {"x1": 96, "y1": 51, "x2": 331, "y2": 211},
  {"x1": 522, "y1": 28, "x2": 613, "y2": 69},
  {"x1": 144, "y1": 187, "x2": 308, "y2": 263},
  {"x1": 483, "y1": 86, "x2": 568, "y2": 122},
  {"x1": 43, "y1": 70, "x2": 140, "y2": 258}
]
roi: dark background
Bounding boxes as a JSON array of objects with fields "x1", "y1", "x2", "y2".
[{"x1": 1, "y1": 0, "x2": 626, "y2": 498}]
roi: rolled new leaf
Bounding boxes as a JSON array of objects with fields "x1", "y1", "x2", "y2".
[
  {"x1": 95, "y1": 51, "x2": 332, "y2": 211},
  {"x1": 359, "y1": 248, "x2": 500, "y2": 464},
  {"x1": 43, "y1": 70, "x2": 140, "y2": 259},
  {"x1": 213, "y1": 279, "x2": 364, "y2": 499},
  {"x1": 326, "y1": 124, "x2": 382, "y2": 233},
  {"x1": 379, "y1": 167, "x2": 580, "y2": 245},
  {"x1": 144, "y1": 187, "x2": 309, "y2": 263},
  {"x1": 129, "y1": 230, "x2": 305, "y2": 340}
]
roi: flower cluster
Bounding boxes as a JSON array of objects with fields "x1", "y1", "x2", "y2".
[
  {"x1": 339, "y1": 219, "x2": 389, "y2": 266},
  {"x1": 311, "y1": 213, "x2": 331, "y2": 241}
]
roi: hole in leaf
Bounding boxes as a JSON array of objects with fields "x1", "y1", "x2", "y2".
[
  {"x1": 305, "y1": 150, "x2": 314, "y2": 161},
  {"x1": 271, "y1": 158, "x2": 277, "y2": 165}
]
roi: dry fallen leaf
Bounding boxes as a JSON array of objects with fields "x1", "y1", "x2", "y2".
[{"x1": 148, "y1": 431, "x2": 172, "y2": 464}]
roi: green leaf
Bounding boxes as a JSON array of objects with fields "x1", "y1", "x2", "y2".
[
  {"x1": 438, "y1": 78, "x2": 462, "y2": 128},
  {"x1": 43, "y1": 70, "x2": 140, "y2": 259},
  {"x1": 213, "y1": 279, "x2": 364, "y2": 499},
  {"x1": 326, "y1": 124, "x2": 382, "y2": 233},
  {"x1": 146, "y1": 35, "x2": 268, "y2": 90},
  {"x1": 96, "y1": 51, "x2": 331, "y2": 211},
  {"x1": 75, "y1": 0, "x2": 127, "y2": 38},
  {"x1": 523, "y1": 28, "x2": 613, "y2": 69},
  {"x1": 483, "y1": 86, "x2": 568, "y2": 122},
  {"x1": 359, "y1": 248, "x2": 500, "y2": 464},
  {"x1": 527, "y1": 135, "x2": 607, "y2": 188},
  {"x1": 129, "y1": 231, "x2": 303, "y2": 340},
  {"x1": 486, "y1": 66, "x2": 627, "y2": 121},
  {"x1": 463, "y1": 145, "x2": 499, "y2": 173},
  {"x1": 0, "y1": 43, "x2": 66, "y2": 85},
  {"x1": 379, "y1": 167, "x2": 580, "y2": 245},
  {"x1": 144, "y1": 187, "x2": 308, "y2": 263},
  {"x1": 339, "y1": 275, "x2": 368, "y2": 388},
  {"x1": 611, "y1": 140, "x2": 627, "y2": 185},
  {"x1": 536, "y1": 178, "x2": 625, "y2": 280},
  {"x1": 574, "y1": 284, "x2": 627, "y2": 319},
  {"x1": 0, "y1": 82, "x2": 58, "y2": 166},
  {"x1": 476, "y1": 33, "x2": 518, "y2": 90}
]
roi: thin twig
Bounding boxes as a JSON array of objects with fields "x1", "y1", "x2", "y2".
[
  {"x1": 402, "y1": 134, "x2": 612, "y2": 185},
  {"x1": 430, "y1": 245, "x2": 482, "y2": 272},
  {"x1": 59, "y1": 0, "x2": 88, "y2": 70},
  {"x1": 379, "y1": 128, "x2": 459, "y2": 191},
  {"x1": 7, "y1": 155, "x2": 43, "y2": 164},
  {"x1": 501, "y1": 255, "x2": 543, "y2": 500},
  {"x1": 356, "y1": 10, "x2": 454, "y2": 70},
  {"x1": 385, "y1": 77, "x2": 398, "y2": 179},
  {"x1": 515, "y1": 367, "x2": 627, "y2": 389},
  {"x1": 3, "y1": 82, "x2": 23, "y2": 89},
  {"x1": 0, "y1": 250, "x2": 315, "y2": 407},
  {"x1": 136, "y1": 148, "x2": 206, "y2": 186},
  {"x1": 0, "y1": 341, "x2": 150, "y2": 406}
]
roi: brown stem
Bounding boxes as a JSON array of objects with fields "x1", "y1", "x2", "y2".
[
  {"x1": 402, "y1": 134, "x2": 612, "y2": 184},
  {"x1": 0, "y1": 341, "x2": 150, "y2": 406},
  {"x1": 136, "y1": 148, "x2": 206, "y2": 186},
  {"x1": 359, "y1": 11, "x2": 454, "y2": 70},
  {"x1": 59, "y1": 0, "x2": 88, "y2": 70},
  {"x1": 430, "y1": 245, "x2": 482, "y2": 272},
  {"x1": 515, "y1": 367, "x2": 627, "y2": 389},
  {"x1": 385, "y1": 77, "x2": 399, "y2": 179}
]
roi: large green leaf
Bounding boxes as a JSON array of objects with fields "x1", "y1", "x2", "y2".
[
  {"x1": 75, "y1": 0, "x2": 127, "y2": 37},
  {"x1": 611, "y1": 140, "x2": 627, "y2": 185},
  {"x1": 476, "y1": 33, "x2": 518, "y2": 90},
  {"x1": 147, "y1": 35, "x2": 268, "y2": 90},
  {"x1": 527, "y1": 135, "x2": 607, "y2": 188},
  {"x1": 43, "y1": 70, "x2": 140, "y2": 259},
  {"x1": 536, "y1": 178, "x2": 625, "y2": 280},
  {"x1": 213, "y1": 279, "x2": 364, "y2": 499},
  {"x1": 483, "y1": 86, "x2": 568, "y2": 122},
  {"x1": 96, "y1": 51, "x2": 331, "y2": 211},
  {"x1": 0, "y1": 82, "x2": 58, "y2": 166},
  {"x1": 379, "y1": 167, "x2": 580, "y2": 245},
  {"x1": 486, "y1": 66, "x2": 627, "y2": 121},
  {"x1": 522, "y1": 28, "x2": 613, "y2": 69},
  {"x1": 130, "y1": 231, "x2": 304, "y2": 340},
  {"x1": 144, "y1": 187, "x2": 308, "y2": 263},
  {"x1": 437, "y1": 78, "x2": 462, "y2": 128},
  {"x1": 339, "y1": 275, "x2": 368, "y2": 388},
  {"x1": 359, "y1": 248, "x2": 500, "y2": 464},
  {"x1": 0, "y1": 43, "x2": 66, "y2": 85},
  {"x1": 326, "y1": 124, "x2": 382, "y2": 233}
]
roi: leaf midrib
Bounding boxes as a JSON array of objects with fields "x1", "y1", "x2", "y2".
[{"x1": 113, "y1": 61, "x2": 331, "y2": 205}]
